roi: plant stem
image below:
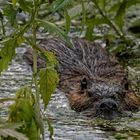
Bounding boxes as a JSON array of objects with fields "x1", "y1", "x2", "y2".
[{"x1": 32, "y1": 1, "x2": 43, "y2": 139}]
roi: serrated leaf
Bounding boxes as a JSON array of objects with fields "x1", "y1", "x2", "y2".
[
  {"x1": 45, "y1": 51, "x2": 58, "y2": 66},
  {"x1": 39, "y1": 67, "x2": 59, "y2": 108},
  {"x1": 0, "y1": 38, "x2": 17, "y2": 74},
  {"x1": 39, "y1": 51, "x2": 59, "y2": 109},
  {"x1": 52, "y1": 0, "x2": 73, "y2": 11},
  {"x1": 115, "y1": 0, "x2": 127, "y2": 31}
]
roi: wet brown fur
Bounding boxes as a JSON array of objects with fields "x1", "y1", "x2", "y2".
[{"x1": 24, "y1": 38, "x2": 140, "y2": 115}]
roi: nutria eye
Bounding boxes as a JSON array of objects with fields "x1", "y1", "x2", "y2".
[
  {"x1": 81, "y1": 77, "x2": 87, "y2": 90},
  {"x1": 122, "y1": 77, "x2": 129, "y2": 90}
]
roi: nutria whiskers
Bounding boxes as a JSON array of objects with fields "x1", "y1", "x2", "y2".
[{"x1": 23, "y1": 38, "x2": 140, "y2": 119}]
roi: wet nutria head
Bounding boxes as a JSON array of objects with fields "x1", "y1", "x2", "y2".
[
  {"x1": 67, "y1": 76, "x2": 140, "y2": 119},
  {"x1": 24, "y1": 38, "x2": 140, "y2": 119}
]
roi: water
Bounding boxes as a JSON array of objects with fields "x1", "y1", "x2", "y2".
[{"x1": 0, "y1": 48, "x2": 140, "y2": 140}]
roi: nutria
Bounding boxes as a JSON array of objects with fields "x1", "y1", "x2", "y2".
[{"x1": 24, "y1": 38, "x2": 140, "y2": 119}]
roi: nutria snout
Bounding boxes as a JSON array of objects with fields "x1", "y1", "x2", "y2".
[
  {"x1": 23, "y1": 38, "x2": 140, "y2": 119},
  {"x1": 95, "y1": 98, "x2": 119, "y2": 119}
]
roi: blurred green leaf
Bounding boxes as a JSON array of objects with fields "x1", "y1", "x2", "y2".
[
  {"x1": 109, "y1": 0, "x2": 140, "y2": 13},
  {"x1": 97, "y1": 0, "x2": 106, "y2": 11},
  {"x1": 68, "y1": 2, "x2": 89, "y2": 19},
  {"x1": 86, "y1": 16, "x2": 109, "y2": 40},
  {"x1": 52, "y1": 0, "x2": 73, "y2": 11},
  {"x1": 9, "y1": 87, "x2": 40, "y2": 140},
  {"x1": 3, "y1": 4, "x2": 17, "y2": 26},
  {"x1": 126, "y1": 0, "x2": 140, "y2": 8},
  {"x1": 12, "y1": 0, "x2": 17, "y2": 7},
  {"x1": 36, "y1": 19, "x2": 70, "y2": 43},
  {"x1": 115, "y1": 0, "x2": 127, "y2": 31},
  {"x1": 18, "y1": 0, "x2": 33, "y2": 12}
]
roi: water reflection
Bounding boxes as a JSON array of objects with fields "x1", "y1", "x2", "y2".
[{"x1": 0, "y1": 48, "x2": 140, "y2": 140}]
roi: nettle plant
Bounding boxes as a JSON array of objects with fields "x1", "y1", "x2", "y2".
[
  {"x1": 0, "y1": 0, "x2": 139, "y2": 140},
  {"x1": 0, "y1": 0, "x2": 70, "y2": 140}
]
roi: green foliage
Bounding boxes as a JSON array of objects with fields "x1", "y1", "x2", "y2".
[
  {"x1": 115, "y1": 0, "x2": 127, "y2": 32},
  {"x1": 3, "y1": 4, "x2": 17, "y2": 26},
  {"x1": 39, "y1": 51, "x2": 59, "y2": 108},
  {"x1": 36, "y1": 19, "x2": 69, "y2": 41},
  {"x1": 52, "y1": 0, "x2": 73, "y2": 11},
  {"x1": 0, "y1": 38, "x2": 17, "y2": 75},
  {"x1": 8, "y1": 87, "x2": 40, "y2": 140}
]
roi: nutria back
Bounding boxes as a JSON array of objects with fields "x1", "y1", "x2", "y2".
[{"x1": 24, "y1": 38, "x2": 140, "y2": 119}]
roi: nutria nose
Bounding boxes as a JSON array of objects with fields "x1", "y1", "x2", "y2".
[{"x1": 99, "y1": 99, "x2": 118, "y2": 111}]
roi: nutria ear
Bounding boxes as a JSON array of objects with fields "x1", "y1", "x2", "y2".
[{"x1": 81, "y1": 77, "x2": 87, "y2": 90}]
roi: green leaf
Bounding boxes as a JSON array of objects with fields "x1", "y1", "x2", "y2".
[
  {"x1": 27, "y1": 119, "x2": 39, "y2": 140},
  {"x1": 39, "y1": 66, "x2": 59, "y2": 108},
  {"x1": 85, "y1": 17, "x2": 109, "y2": 40},
  {"x1": 97, "y1": 0, "x2": 106, "y2": 11},
  {"x1": 64, "y1": 9, "x2": 71, "y2": 33},
  {"x1": 68, "y1": 3, "x2": 89, "y2": 19},
  {"x1": 86, "y1": 18, "x2": 94, "y2": 41},
  {"x1": 126, "y1": 0, "x2": 140, "y2": 8},
  {"x1": 12, "y1": 0, "x2": 17, "y2": 7},
  {"x1": 109, "y1": 0, "x2": 140, "y2": 13},
  {"x1": 52, "y1": 0, "x2": 73, "y2": 11},
  {"x1": 18, "y1": 0, "x2": 33, "y2": 12},
  {"x1": 3, "y1": 4, "x2": 17, "y2": 26},
  {"x1": 45, "y1": 51, "x2": 59, "y2": 66},
  {"x1": 0, "y1": 38, "x2": 17, "y2": 74},
  {"x1": 115, "y1": 0, "x2": 127, "y2": 31},
  {"x1": 39, "y1": 51, "x2": 59, "y2": 108},
  {"x1": 9, "y1": 87, "x2": 35, "y2": 122},
  {"x1": 36, "y1": 19, "x2": 70, "y2": 43},
  {"x1": 17, "y1": 36, "x2": 25, "y2": 45}
]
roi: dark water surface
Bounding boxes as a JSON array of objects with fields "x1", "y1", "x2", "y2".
[{"x1": 0, "y1": 48, "x2": 140, "y2": 140}]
